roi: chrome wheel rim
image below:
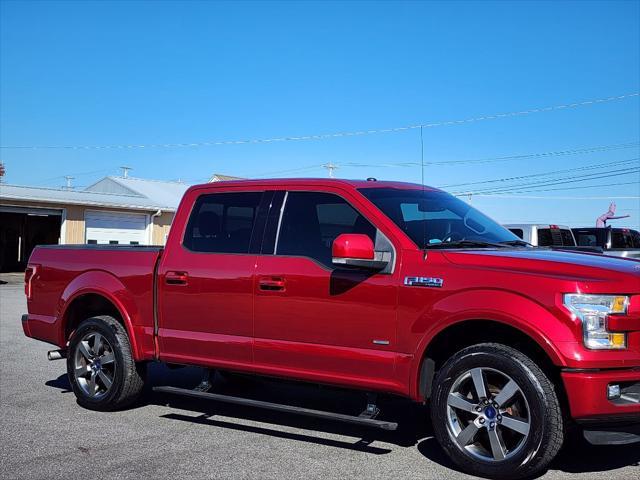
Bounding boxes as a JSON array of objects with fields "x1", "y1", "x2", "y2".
[
  {"x1": 446, "y1": 367, "x2": 531, "y2": 462},
  {"x1": 73, "y1": 332, "x2": 116, "y2": 399}
]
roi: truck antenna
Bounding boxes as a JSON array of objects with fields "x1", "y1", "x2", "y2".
[{"x1": 421, "y1": 126, "x2": 427, "y2": 252}]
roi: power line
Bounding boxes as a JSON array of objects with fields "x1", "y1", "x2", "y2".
[
  {"x1": 469, "y1": 194, "x2": 640, "y2": 200},
  {"x1": 338, "y1": 141, "x2": 639, "y2": 169},
  {"x1": 190, "y1": 141, "x2": 640, "y2": 181},
  {"x1": 426, "y1": 142, "x2": 640, "y2": 166},
  {"x1": 440, "y1": 157, "x2": 639, "y2": 189},
  {"x1": 452, "y1": 166, "x2": 639, "y2": 195},
  {"x1": 455, "y1": 179, "x2": 639, "y2": 196},
  {"x1": 1, "y1": 92, "x2": 637, "y2": 150},
  {"x1": 33, "y1": 168, "x2": 114, "y2": 186}
]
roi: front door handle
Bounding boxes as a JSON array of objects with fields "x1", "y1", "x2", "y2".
[
  {"x1": 165, "y1": 271, "x2": 189, "y2": 286},
  {"x1": 258, "y1": 276, "x2": 286, "y2": 292}
]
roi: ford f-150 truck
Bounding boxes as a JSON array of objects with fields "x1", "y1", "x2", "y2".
[{"x1": 22, "y1": 178, "x2": 640, "y2": 479}]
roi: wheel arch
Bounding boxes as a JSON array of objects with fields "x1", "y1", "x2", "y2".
[
  {"x1": 408, "y1": 288, "x2": 574, "y2": 402},
  {"x1": 414, "y1": 318, "x2": 568, "y2": 406},
  {"x1": 58, "y1": 271, "x2": 141, "y2": 360}
]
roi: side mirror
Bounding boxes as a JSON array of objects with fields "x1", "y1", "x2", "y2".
[{"x1": 332, "y1": 234, "x2": 389, "y2": 270}]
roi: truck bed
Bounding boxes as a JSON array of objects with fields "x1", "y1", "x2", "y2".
[{"x1": 23, "y1": 244, "x2": 163, "y2": 357}]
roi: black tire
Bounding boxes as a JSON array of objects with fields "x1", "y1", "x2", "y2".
[
  {"x1": 430, "y1": 343, "x2": 564, "y2": 480},
  {"x1": 66, "y1": 315, "x2": 146, "y2": 411}
]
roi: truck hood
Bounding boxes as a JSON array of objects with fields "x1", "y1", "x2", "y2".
[{"x1": 442, "y1": 248, "x2": 640, "y2": 287}]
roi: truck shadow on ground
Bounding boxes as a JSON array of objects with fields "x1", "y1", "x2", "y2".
[{"x1": 47, "y1": 362, "x2": 640, "y2": 477}]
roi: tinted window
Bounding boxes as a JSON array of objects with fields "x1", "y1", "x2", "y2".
[
  {"x1": 536, "y1": 228, "x2": 574, "y2": 246},
  {"x1": 360, "y1": 188, "x2": 518, "y2": 247},
  {"x1": 612, "y1": 229, "x2": 634, "y2": 248},
  {"x1": 631, "y1": 230, "x2": 640, "y2": 248},
  {"x1": 276, "y1": 192, "x2": 376, "y2": 266},
  {"x1": 509, "y1": 228, "x2": 524, "y2": 239},
  {"x1": 560, "y1": 229, "x2": 576, "y2": 246},
  {"x1": 576, "y1": 233, "x2": 598, "y2": 247},
  {"x1": 573, "y1": 229, "x2": 607, "y2": 247},
  {"x1": 536, "y1": 229, "x2": 553, "y2": 246},
  {"x1": 260, "y1": 191, "x2": 285, "y2": 254},
  {"x1": 184, "y1": 192, "x2": 263, "y2": 253}
]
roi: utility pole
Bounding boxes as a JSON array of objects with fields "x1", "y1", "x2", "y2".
[
  {"x1": 64, "y1": 176, "x2": 75, "y2": 190},
  {"x1": 120, "y1": 166, "x2": 132, "y2": 178},
  {"x1": 322, "y1": 162, "x2": 338, "y2": 178}
]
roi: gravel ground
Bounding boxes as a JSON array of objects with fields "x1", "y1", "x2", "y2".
[{"x1": 1, "y1": 278, "x2": 639, "y2": 479}]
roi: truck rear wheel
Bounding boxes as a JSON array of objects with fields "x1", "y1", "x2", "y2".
[
  {"x1": 430, "y1": 343, "x2": 564, "y2": 479},
  {"x1": 66, "y1": 315, "x2": 145, "y2": 411}
]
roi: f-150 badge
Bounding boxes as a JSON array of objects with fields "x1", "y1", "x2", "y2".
[{"x1": 404, "y1": 276, "x2": 444, "y2": 288}]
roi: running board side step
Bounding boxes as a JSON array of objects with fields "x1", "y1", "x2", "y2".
[{"x1": 153, "y1": 385, "x2": 398, "y2": 431}]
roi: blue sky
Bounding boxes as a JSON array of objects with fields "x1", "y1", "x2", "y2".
[{"x1": 1, "y1": 0, "x2": 639, "y2": 228}]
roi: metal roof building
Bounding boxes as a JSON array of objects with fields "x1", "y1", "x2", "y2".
[
  {"x1": 0, "y1": 176, "x2": 188, "y2": 272},
  {"x1": 84, "y1": 176, "x2": 190, "y2": 209}
]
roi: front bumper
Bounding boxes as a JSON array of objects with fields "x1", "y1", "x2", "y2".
[
  {"x1": 562, "y1": 368, "x2": 640, "y2": 444},
  {"x1": 562, "y1": 368, "x2": 640, "y2": 418}
]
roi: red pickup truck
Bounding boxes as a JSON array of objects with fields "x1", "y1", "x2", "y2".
[{"x1": 22, "y1": 178, "x2": 640, "y2": 479}]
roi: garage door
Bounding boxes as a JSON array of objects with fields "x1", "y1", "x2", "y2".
[{"x1": 85, "y1": 211, "x2": 148, "y2": 245}]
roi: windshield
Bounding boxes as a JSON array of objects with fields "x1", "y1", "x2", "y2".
[{"x1": 359, "y1": 187, "x2": 520, "y2": 248}]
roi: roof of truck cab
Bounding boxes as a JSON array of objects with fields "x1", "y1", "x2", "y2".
[{"x1": 190, "y1": 178, "x2": 442, "y2": 191}]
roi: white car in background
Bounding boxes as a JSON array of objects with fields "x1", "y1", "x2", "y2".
[{"x1": 503, "y1": 223, "x2": 577, "y2": 247}]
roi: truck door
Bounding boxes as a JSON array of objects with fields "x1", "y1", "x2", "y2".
[
  {"x1": 253, "y1": 189, "x2": 401, "y2": 391},
  {"x1": 157, "y1": 189, "x2": 269, "y2": 370}
]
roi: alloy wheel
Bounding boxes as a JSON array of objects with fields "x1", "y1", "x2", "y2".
[
  {"x1": 73, "y1": 332, "x2": 116, "y2": 399},
  {"x1": 445, "y1": 367, "x2": 531, "y2": 462}
]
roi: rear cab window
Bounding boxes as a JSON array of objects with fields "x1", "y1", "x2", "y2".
[
  {"x1": 536, "y1": 227, "x2": 575, "y2": 247},
  {"x1": 612, "y1": 229, "x2": 635, "y2": 249},
  {"x1": 183, "y1": 191, "x2": 263, "y2": 254},
  {"x1": 573, "y1": 228, "x2": 608, "y2": 247}
]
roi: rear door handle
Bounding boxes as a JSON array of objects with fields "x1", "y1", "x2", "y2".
[
  {"x1": 258, "y1": 276, "x2": 286, "y2": 292},
  {"x1": 165, "y1": 271, "x2": 189, "y2": 286}
]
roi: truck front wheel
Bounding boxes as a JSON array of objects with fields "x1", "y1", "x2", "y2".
[
  {"x1": 66, "y1": 315, "x2": 145, "y2": 411},
  {"x1": 430, "y1": 343, "x2": 564, "y2": 479}
]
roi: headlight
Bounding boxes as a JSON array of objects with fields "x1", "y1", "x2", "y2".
[{"x1": 563, "y1": 294, "x2": 629, "y2": 350}]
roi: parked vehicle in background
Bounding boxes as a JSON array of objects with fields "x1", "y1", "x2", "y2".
[
  {"x1": 504, "y1": 223, "x2": 577, "y2": 247},
  {"x1": 22, "y1": 178, "x2": 640, "y2": 479},
  {"x1": 572, "y1": 227, "x2": 640, "y2": 259}
]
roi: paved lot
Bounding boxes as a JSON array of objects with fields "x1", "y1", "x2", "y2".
[{"x1": 1, "y1": 278, "x2": 639, "y2": 480}]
